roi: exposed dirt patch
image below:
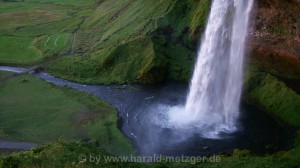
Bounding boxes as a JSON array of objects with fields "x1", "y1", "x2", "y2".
[
  {"x1": 71, "y1": 111, "x2": 100, "y2": 136},
  {"x1": 250, "y1": 46, "x2": 300, "y2": 78}
]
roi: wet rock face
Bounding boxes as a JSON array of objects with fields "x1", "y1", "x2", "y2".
[{"x1": 250, "y1": 0, "x2": 300, "y2": 59}]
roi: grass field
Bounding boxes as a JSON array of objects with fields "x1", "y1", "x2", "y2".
[
  {"x1": 0, "y1": 2, "x2": 41, "y2": 14},
  {"x1": 0, "y1": 0, "x2": 96, "y2": 65},
  {"x1": 0, "y1": 36, "x2": 41, "y2": 64},
  {"x1": 0, "y1": 71, "x2": 133, "y2": 155},
  {"x1": 0, "y1": 71, "x2": 13, "y2": 79},
  {"x1": 37, "y1": 33, "x2": 72, "y2": 54}
]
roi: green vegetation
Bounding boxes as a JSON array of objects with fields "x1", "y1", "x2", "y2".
[
  {"x1": 0, "y1": 0, "x2": 210, "y2": 81},
  {"x1": 244, "y1": 72, "x2": 300, "y2": 127},
  {"x1": 241, "y1": 69, "x2": 300, "y2": 167},
  {"x1": 0, "y1": 71, "x2": 13, "y2": 79},
  {"x1": 242, "y1": 42, "x2": 300, "y2": 164},
  {"x1": 0, "y1": 2, "x2": 40, "y2": 14},
  {"x1": 271, "y1": 26, "x2": 289, "y2": 36},
  {"x1": 1, "y1": 137, "x2": 300, "y2": 167},
  {"x1": 244, "y1": 29, "x2": 300, "y2": 127},
  {"x1": 48, "y1": 37, "x2": 167, "y2": 84},
  {"x1": 0, "y1": 0, "x2": 96, "y2": 65},
  {"x1": 36, "y1": 33, "x2": 72, "y2": 55},
  {"x1": 0, "y1": 36, "x2": 41, "y2": 64},
  {"x1": 0, "y1": 71, "x2": 133, "y2": 155},
  {"x1": 46, "y1": 0, "x2": 211, "y2": 84}
]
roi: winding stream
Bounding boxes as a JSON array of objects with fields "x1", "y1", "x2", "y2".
[{"x1": 0, "y1": 66, "x2": 290, "y2": 156}]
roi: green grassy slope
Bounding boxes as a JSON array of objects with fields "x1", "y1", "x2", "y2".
[
  {"x1": 47, "y1": 0, "x2": 210, "y2": 84},
  {"x1": 0, "y1": 0, "x2": 210, "y2": 81},
  {"x1": 244, "y1": 72, "x2": 300, "y2": 126},
  {"x1": 36, "y1": 33, "x2": 72, "y2": 55},
  {"x1": 0, "y1": 71, "x2": 133, "y2": 155},
  {"x1": 0, "y1": 0, "x2": 96, "y2": 65},
  {"x1": 0, "y1": 36, "x2": 41, "y2": 64}
]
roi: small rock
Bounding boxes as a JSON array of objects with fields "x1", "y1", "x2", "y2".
[{"x1": 202, "y1": 146, "x2": 209, "y2": 150}]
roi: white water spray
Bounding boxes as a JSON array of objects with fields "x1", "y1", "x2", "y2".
[{"x1": 168, "y1": 0, "x2": 253, "y2": 138}]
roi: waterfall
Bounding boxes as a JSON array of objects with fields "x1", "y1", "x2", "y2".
[{"x1": 168, "y1": 0, "x2": 254, "y2": 138}]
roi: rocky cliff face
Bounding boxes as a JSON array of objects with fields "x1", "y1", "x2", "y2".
[
  {"x1": 252, "y1": 0, "x2": 300, "y2": 57},
  {"x1": 249, "y1": 0, "x2": 300, "y2": 79}
]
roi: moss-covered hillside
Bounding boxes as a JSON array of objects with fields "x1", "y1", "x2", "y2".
[{"x1": 45, "y1": 0, "x2": 211, "y2": 84}]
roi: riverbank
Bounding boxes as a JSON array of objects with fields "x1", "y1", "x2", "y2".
[
  {"x1": 0, "y1": 70, "x2": 133, "y2": 156},
  {"x1": 0, "y1": 137, "x2": 36, "y2": 153}
]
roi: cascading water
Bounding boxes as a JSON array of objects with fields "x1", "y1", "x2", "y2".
[{"x1": 168, "y1": 0, "x2": 254, "y2": 138}]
